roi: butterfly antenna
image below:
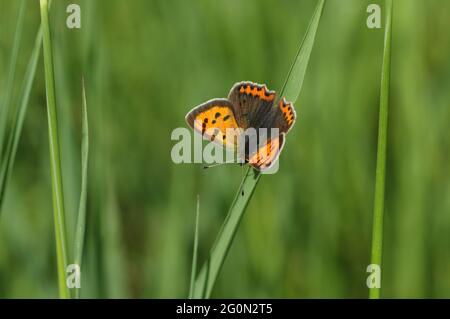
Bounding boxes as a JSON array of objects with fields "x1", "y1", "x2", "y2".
[{"x1": 203, "y1": 160, "x2": 235, "y2": 170}]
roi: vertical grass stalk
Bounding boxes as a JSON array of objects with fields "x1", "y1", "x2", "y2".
[
  {"x1": 0, "y1": 0, "x2": 26, "y2": 160},
  {"x1": 188, "y1": 195, "x2": 201, "y2": 298},
  {"x1": 39, "y1": 0, "x2": 70, "y2": 299},
  {"x1": 192, "y1": 0, "x2": 326, "y2": 298},
  {"x1": 369, "y1": 0, "x2": 393, "y2": 299},
  {"x1": 73, "y1": 79, "x2": 89, "y2": 298}
]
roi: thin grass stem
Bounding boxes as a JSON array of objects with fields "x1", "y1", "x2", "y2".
[
  {"x1": 0, "y1": 28, "x2": 42, "y2": 213},
  {"x1": 369, "y1": 0, "x2": 393, "y2": 299},
  {"x1": 189, "y1": 195, "x2": 201, "y2": 298},
  {"x1": 39, "y1": 0, "x2": 70, "y2": 299},
  {"x1": 73, "y1": 79, "x2": 89, "y2": 298},
  {"x1": 0, "y1": 0, "x2": 26, "y2": 160}
]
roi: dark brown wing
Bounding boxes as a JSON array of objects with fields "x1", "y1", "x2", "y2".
[{"x1": 228, "y1": 81, "x2": 276, "y2": 129}]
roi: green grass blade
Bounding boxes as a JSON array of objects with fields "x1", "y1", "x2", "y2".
[
  {"x1": 192, "y1": 168, "x2": 260, "y2": 298},
  {"x1": 73, "y1": 79, "x2": 89, "y2": 299},
  {"x1": 188, "y1": 194, "x2": 201, "y2": 299},
  {"x1": 192, "y1": 0, "x2": 326, "y2": 299},
  {"x1": 279, "y1": 0, "x2": 326, "y2": 102},
  {"x1": 369, "y1": 0, "x2": 393, "y2": 299},
  {"x1": 0, "y1": 28, "x2": 43, "y2": 213},
  {"x1": 39, "y1": 0, "x2": 69, "y2": 299},
  {"x1": 0, "y1": 0, "x2": 26, "y2": 160}
]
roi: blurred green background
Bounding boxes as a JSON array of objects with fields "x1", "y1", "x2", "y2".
[{"x1": 0, "y1": 0, "x2": 449, "y2": 298}]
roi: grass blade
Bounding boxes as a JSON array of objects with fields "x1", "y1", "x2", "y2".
[
  {"x1": 192, "y1": 0, "x2": 326, "y2": 298},
  {"x1": 0, "y1": 0, "x2": 26, "y2": 160},
  {"x1": 188, "y1": 195, "x2": 201, "y2": 298},
  {"x1": 39, "y1": 0, "x2": 69, "y2": 299},
  {"x1": 279, "y1": 0, "x2": 326, "y2": 102},
  {"x1": 0, "y1": 28, "x2": 42, "y2": 213},
  {"x1": 192, "y1": 168, "x2": 260, "y2": 298},
  {"x1": 369, "y1": 0, "x2": 393, "y2": 299},
  {"x1": 73, "y1": 79, "x2": 89, "y2": 298}
]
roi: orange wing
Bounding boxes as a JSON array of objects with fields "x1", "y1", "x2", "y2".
[
  {"x1": 185, "y1": 99, "x2": 242, "y2": 149},
  {"x1": 248, "y1": 133, "x2": 285, "y2": 171}
]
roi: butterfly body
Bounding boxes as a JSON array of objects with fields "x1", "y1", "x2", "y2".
[{"x1": 186, "y1": 81, "x2": 296, "y2": 171}]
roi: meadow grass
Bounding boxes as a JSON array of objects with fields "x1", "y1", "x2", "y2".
[
  {"x1": 191, "y1": 0, "x2": 326, "y2": 298},
  {"x1": 369, "y1": 0, "x2": 393, "y2": 299},
  {"x1": 188, "y1": 195, "x2": 201, "y2": 299},
  {"x1": 39, "y1": 0, "x2": 69, "y2": 298},
  {"x1": 0, "y1": 16, "x2": 42, "y2": 213},
  {"x1": 0, "y1": 0, "x2": 26, "y2": 159},
  {"x1": 73, "y1": 79, "x2": 89, "y2": 298},
  {"x1": 1, "y1": 0, "x2": 449, "y2": 299}
]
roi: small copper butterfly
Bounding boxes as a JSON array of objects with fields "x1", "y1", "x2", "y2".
[{"x1": 185, "y1": 81, "x2": 296, "y2": 171}]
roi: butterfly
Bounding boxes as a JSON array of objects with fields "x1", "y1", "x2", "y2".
[{"x1": 185, "y1": 81, "x2": 296, "y2": 171}]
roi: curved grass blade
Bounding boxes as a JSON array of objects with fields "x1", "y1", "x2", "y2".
[
  {"x1": 188, "y1": 195, "x2": 201, "y2": 299},
  {"x1": 0, "y1": 0, "x2": 26, "y2": 161},
  {"x1": 73, "y1": 79, "x2": 89, "y2": 298},
  {"x1": 39, "y1": 0, "x2": 70, "y2": 298},
  {"x1": 0, "y1": 28, "x2": 43, "y2": 214},
  {"x1": 192, "y1": 0, "x2": 326, "y2": 298},
  {"x1": 369, "y1": 0, "x2": 393, "y2": 299}
]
